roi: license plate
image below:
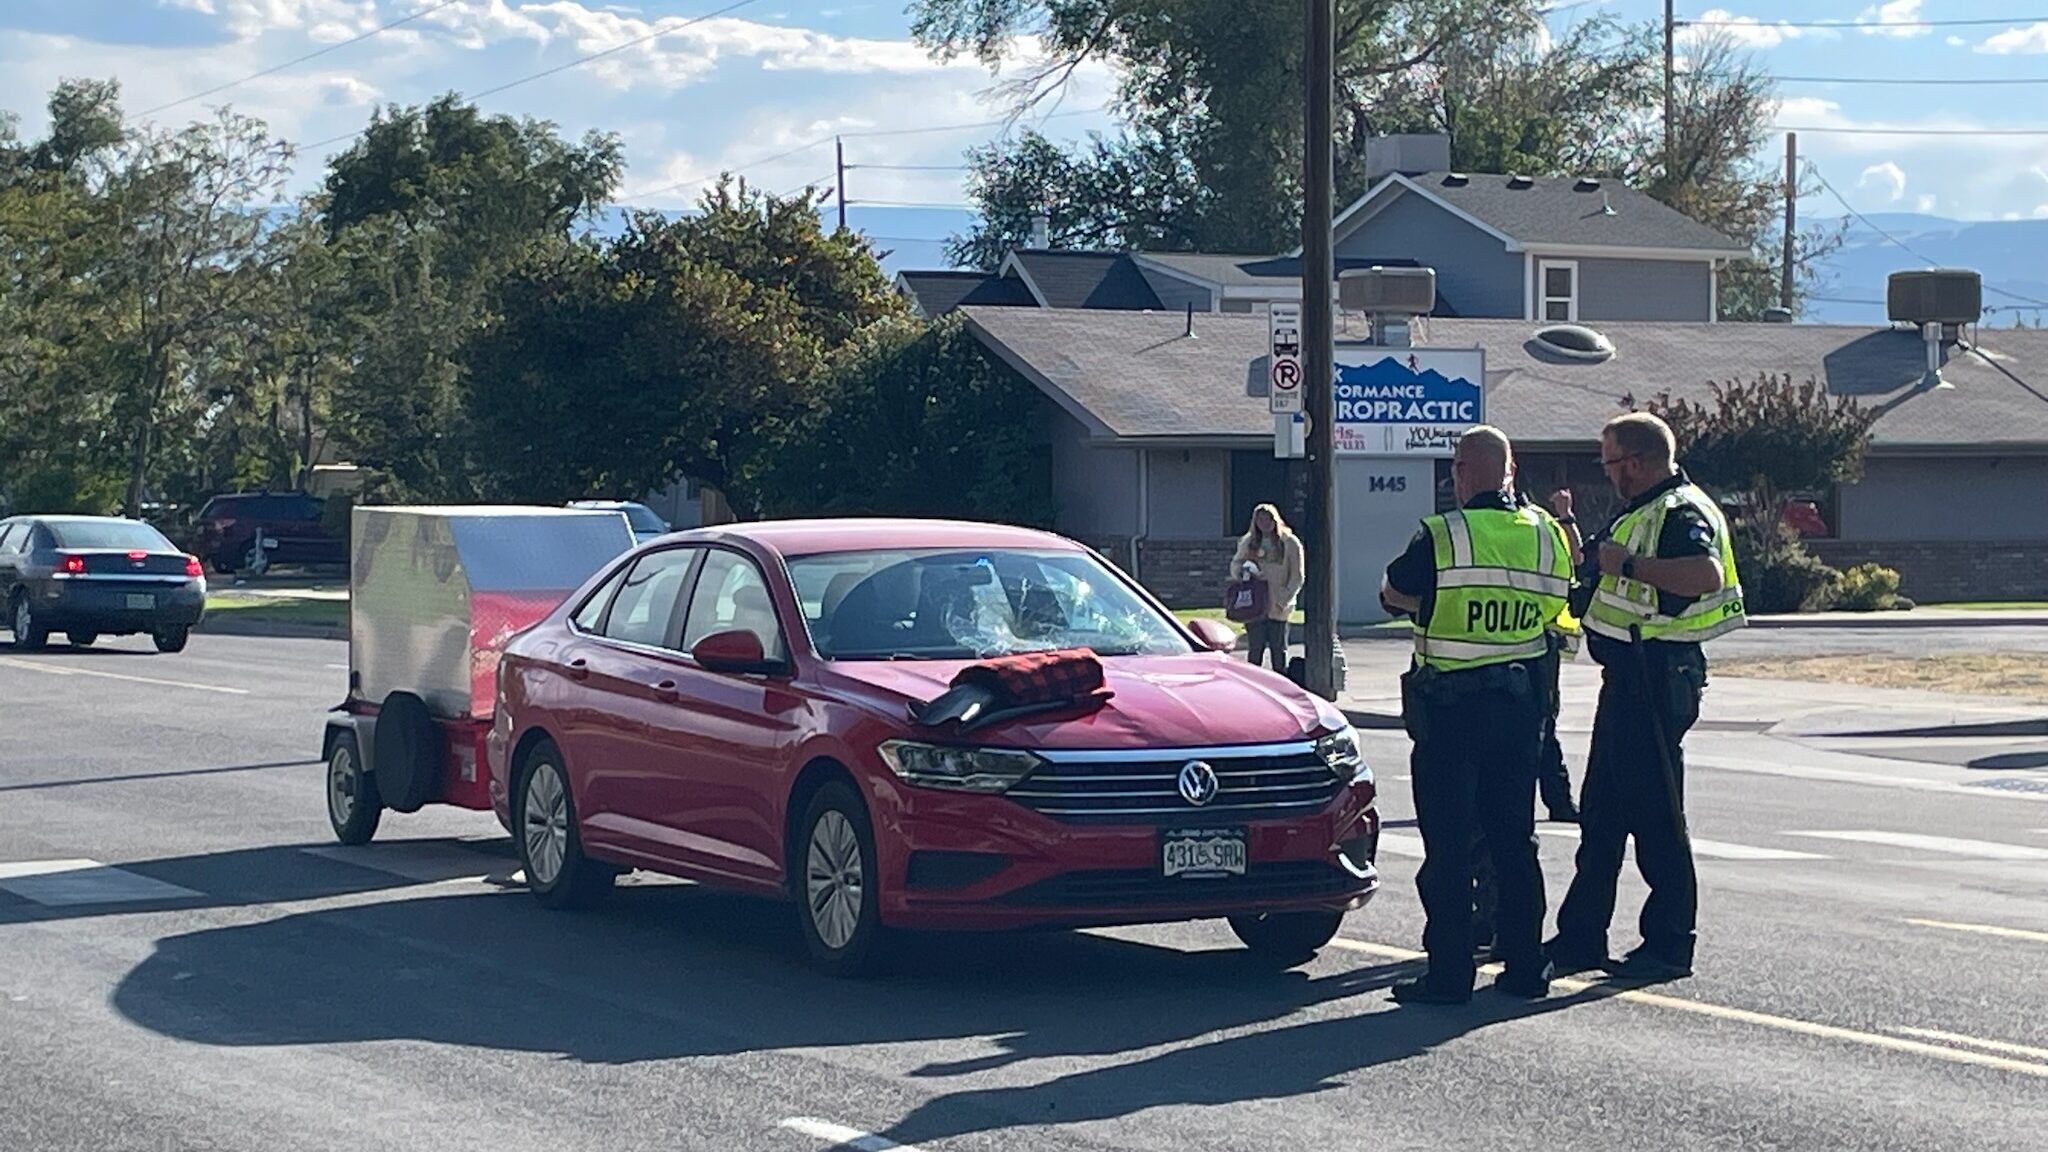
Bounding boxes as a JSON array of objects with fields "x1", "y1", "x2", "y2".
[
  {"x1": 1162, "y1": 827, "x2": 1247, "y2": 878},
  {"x1": 125, "y1": 593, "x2": 155, "y2": 609}
]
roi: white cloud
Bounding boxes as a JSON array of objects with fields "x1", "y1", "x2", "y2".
[
  {"x1": 1679, "y1": 8, "x2": 1803, "y2": 49},
  {"x1": 1979, "y1": 22, "x2": 2048, "y2": 54},
  {"x1": 1916, "y1": 193, "x2": 1938, "y2": 212},
  {"x1": 1859, "y1": 0, "x2": 1928, "y2": 38},
  {"x1": 159, "y1": 0, "x2": 382, "y2": 42},
  {"x1": 1946, "y1": 35, "x2": 1966, "y2": 47},
  {"x1": 1858, "y1": 161, "x2": 1906, "y2": 202},
  {"x1": 2034, "y1": 204, "x2": 2048, "y2": 219}
]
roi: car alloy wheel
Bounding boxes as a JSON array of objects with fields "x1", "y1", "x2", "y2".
[
  {"x1": 12, "y1": 597, "x2": 45, "y2": 650},
  {"x1": 523, "y1": 759, "x2": 570, "y2": 889},
  {"x1": 806, "y1": 810, "x2": 865, "y2": 951}
]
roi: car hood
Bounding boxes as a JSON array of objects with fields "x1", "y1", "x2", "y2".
[{"x1": 822, "y1": 653, "x2": 1343, "y2": 749}]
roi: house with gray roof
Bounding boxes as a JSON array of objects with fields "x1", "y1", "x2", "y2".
[{"x1": 959, "y1": 303, "x2": 2048, "y2": 613}]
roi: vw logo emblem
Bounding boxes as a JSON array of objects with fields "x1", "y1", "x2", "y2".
[{"x1": 1177, "y1": 760, "x2": 1219, "y2": 807}]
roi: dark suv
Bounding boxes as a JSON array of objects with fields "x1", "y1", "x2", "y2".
[{"x1": 192, "y1": 492, "x2": 345, "y2": 575}]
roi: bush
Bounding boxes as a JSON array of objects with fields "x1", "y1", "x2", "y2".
[
  {"x1": 1734, "y1": 519, "x2": 1838, "y2": 614},
  {"x1": 1829, "y1": 562, "x2": 1903, "y2": 612}
]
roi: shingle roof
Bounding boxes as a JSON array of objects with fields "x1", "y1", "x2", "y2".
[
  {"x1": 1344, "y1": 173, "x2": 1749, "y2": 255},
  {"x1": 1006, "y1": 250, "x2": 1164, "y2": 310},
  {"x1": 896, "y1": 270, "x2": 1035, "y2": 315},
  {"x1": 1138, "y1": 252, "x2": 1426, "y2": 287},
  {"x1": 960, "y1": 306, "x2": 2048, "y2": 451}
]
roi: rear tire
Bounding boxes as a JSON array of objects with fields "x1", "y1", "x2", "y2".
[
  {"x1": 11, "y1": 595, "x2": 47, "y2": 651},
  {"x1": 371, "y1": 691, "x2": 440, "y2": 813},
  {"x1": 152, "y1": 626, "x2": 189, "y2": 654},
  {"x1": 326, "y1": 730, "x2": 382, "y2": 845},
  {"x1": 516, "y1": 741, "x2": 614, "y2": 910},
  {"x1": 794, "y1": 781, "x2": 891, "y2": 977},
  {"x1": 67, "y1": 631, "x2": 97, "y2": 648},
  {"x1": 1229, "y1": 910, "x2": 1346, "y2": 968}
]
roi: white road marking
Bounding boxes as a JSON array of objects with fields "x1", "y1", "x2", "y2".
[
  {"x1": 1904, "y1": 918, "x2": 2048, "y2": 945},
  {"x1": 1690, "y1": 754, "x2": 2048, "y2": 804},
  {"x1": 1888, "y1": 1026, "x2": 2048, "y2": 1064},
  {"x1": 1377, "y1": 831, "x2": 1427, "y2": 858},
  {"x1": 1536, "y1": 826, "x2": 1828, "y2": 861},
  {"x1": 778, "y1": 1117, "x2": 924, "y2": 1151},
  {"x1": 0, "y1": 655, "x2": 248, "y2": 696},
  {"x1": 325, "y1": 663, "x2": 349, "y2": 670},
  {"x1": 0, "y1": 859, "x2": 200, "y2": 906},
  {"x1": 1328, "y1": 938, "x2": 2048, "y2": 1080},
  {"x1": 1786, "y1": 830, "x2": 2048, "y2": 861}
]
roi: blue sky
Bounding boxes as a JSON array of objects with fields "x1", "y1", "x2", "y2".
[{"x1": 3, "y1": 0, "x2": 2046, "y2": 267}]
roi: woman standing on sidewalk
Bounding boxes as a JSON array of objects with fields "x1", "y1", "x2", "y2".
[{"x1": 1230, "y1": 503, "x2": 1305, "y2": 672}]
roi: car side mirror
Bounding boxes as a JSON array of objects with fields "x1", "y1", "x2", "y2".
[
  {"x1": 1186, "y1": 616, "x2": 1239, "y2": 653},
  {"x1": 692, "y1": 628, "x2": 785, "y2": 675}
]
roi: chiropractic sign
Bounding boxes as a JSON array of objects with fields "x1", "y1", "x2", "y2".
[{"x1": 1331, "y1": 346, "x2": 1485, "y2": 457}]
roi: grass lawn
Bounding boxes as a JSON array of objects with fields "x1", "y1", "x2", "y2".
[
  {"x1": 1715, "y1": 652, "x2": 2048, "y2": 702},
  {"x1": 204, "y1": 593, "x2": 348, "y2": 630}
]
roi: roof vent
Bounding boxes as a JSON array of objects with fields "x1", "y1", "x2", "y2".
[
  {"x1": 1573, "y1": 177, "x2": 1601, "y2": 192},
  {"x1": 1762, "y1": 306, "x2": 1794, "y2": 323},
  {"x1": 1887, "y1": 268, "x2": 1982, "y2": 327},
  {"x1": 1532, "y1": 323, "x2": 1615, "y2": 362},
  {"x1": 1507, "y1": 174, "x2": 1535, "y2": 190},
  {"x1": 1442, "y1": 172, "x2": 1470, "y2": 187}
]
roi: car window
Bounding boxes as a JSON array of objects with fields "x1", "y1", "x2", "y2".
[
  {"x1": 571, "y1": 565, "x2": 629, "y2": 632},
  {"x1": 682, "y1": 550, "x2": 785, "y2": 661},
  {"x1": 598, "y1": 548, "x2": 696, "y2": 648},
  {"x1": 0, "y1": 525, "x2": 17, "y2": 553},
  {"x1": 787, "y1": 547, "x2": 1192, "y2": 661},
  {"x1": 622, "y1": 505, "x2": 667, "y2": 534},
  {"x1": 47, "y1": 520, "x2": 173, "y2": 551}
]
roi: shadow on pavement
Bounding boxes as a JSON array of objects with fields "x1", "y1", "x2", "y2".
[
  {"x1": 106, "y1": 877, "x2": 1595, "y2": 1131},
  {"x1": 1970, "y1": 751, "x2": 2048, "y2": 771},
  {"x1": 0, "y1": 760, "x2": 313, "y2": 794}
]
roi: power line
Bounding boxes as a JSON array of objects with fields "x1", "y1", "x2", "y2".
[
  {"x1": 130, "y1": 0, "x2": 463, "y2": 122},
  {"x1": 1962, "y1": 341, "x2": 2048, "y2": 409},
  {"x1": 1806, "y1": 161, "x2": 2048, "y2": 311},
  {"x1": 300, "y1": 0, "x2": 761, "y2": 152},
  {"x1": 846, "y1": 199, "x2": 978, "y2": 209},
  {"x1": 1680, "y1": 14, "x2": 2048, "y2": 29},
  {"x1": 1777, "y1": 124, "x2": 2048, "y2": 136},
  {"x1": 846, "y1": 163, "x2": 972, "y2": 172},
  {"x1": 1771, "y1": 75, "x2": 2048, "y2": 86}
]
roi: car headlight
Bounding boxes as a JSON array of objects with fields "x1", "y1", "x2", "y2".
[
  {"x1": 877, "y1": 740, "x2": 1043, "y2": 794},
  {"x1": 1316, "y1": 725, "x2": 1371, "y2": 786}
]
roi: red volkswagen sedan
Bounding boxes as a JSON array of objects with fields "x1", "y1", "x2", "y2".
[{"x1": 486, "y1": 519, "x2": 1380, "y2": 974}]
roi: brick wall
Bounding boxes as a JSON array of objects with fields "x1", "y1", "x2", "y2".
[
  {"x1": 1807, "y1": 539, "x2": 2048, "y2": 603},
  {"x1": 1135, "y1": 537, "x2": 1240, "y2": 609}
]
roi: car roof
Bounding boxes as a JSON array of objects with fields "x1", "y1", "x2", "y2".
[{"x1": 691, "y1": 517, "x2": 1086, "y2": 557}]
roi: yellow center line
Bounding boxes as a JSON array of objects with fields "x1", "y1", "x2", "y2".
[
  {"x1": 0, "y1": 655, "x2": 249, "y2": 696},
  {"x1": 1329, "y1": 937, "x2": 2048, "y2": 1080},
  {"x1": 1904, "y1": 917, "x2": 2048, "y2": 945}
]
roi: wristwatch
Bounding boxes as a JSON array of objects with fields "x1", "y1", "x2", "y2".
[{"x1": 1558, "y1": 514, "x2": 1578, "y2": 526}]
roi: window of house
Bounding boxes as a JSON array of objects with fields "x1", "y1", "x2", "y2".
[{"x1": 1539, "y1": 260, "x2": 1579, "y2": 322}]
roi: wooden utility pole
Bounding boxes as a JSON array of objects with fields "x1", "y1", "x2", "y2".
[
  {"x1": 1302, "y1": 0, "x2": 1337, "y2": 700},
  {"x1": 1782, "y1": 132, "x2": 1798, "y2": 312},
  {"x1": 835, "y1": 137, "x2": 847, "y2": 232},
  {"x1": 1663, "y1": 0, "x2": 1676, "y2": 175}
]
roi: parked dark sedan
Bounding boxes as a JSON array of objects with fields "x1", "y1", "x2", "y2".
[{"x1": 0, "y1": 516, "x2": 207, "y2": 652}]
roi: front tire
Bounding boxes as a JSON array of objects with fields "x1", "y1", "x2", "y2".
[
  {"x1": 1229, "y1": 909, "x2": 1346, "y2": 967},
  {"x1": 516, "y1": 741, "x2": 613, "y2": 910},
  {"x1": 12, "y1": 595, "x2": 47, "y2": 651},
  {"x1": 326, "y1": 730, "x2": 382, "y2": 845},
  {"x1": 152, "y1": 626, "x2": 189, "y2": 654},
  {"x1": 67, "y1": 631, "x2": 98, "y2": 648},
  {"x1": 794, "y1": 781, "x2": 890, "y2": 976}
]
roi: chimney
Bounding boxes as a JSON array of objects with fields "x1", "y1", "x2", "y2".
[
  {"x1": 1029, "y1": 211, "x2": 1050, "y2": 249},
  {"x1": 1364, "y1": 134, "x2": 1452, "y2": 182}
]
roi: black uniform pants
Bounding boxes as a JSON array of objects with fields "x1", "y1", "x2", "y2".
[
  {"x1": 1555, "y1": 647, "x2": 1706, "y2": 963},
  {"x1": 1406, "y1": 662, "x2": 1547, "y2": 988}
]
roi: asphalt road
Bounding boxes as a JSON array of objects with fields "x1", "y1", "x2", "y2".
[{"x1": 4, "y1": 634, "x2": 2048, "y2": 1152}]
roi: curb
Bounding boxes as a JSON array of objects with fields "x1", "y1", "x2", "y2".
[
  {"x1": 1744, "y1": 612, "x2": 2048, "y2": 630},
  {"x1": 195, "y1": 616, "x2": 347, "y2": 641}
]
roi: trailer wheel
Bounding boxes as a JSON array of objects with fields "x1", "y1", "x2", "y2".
[
  {"x1": 326, "y1": 729, "x2": 382, "y2": 845},
  {"x1": 372, "y1": 691, "x2": 441, "y2": 813}
]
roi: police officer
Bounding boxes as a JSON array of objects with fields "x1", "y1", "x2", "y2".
[
  {"x1": 1546, "y1": 412, "x2": 1745, "y2": 981},
  {"x1": 1380, "y1": 426, "x2": 1572, "y2": 1003}
]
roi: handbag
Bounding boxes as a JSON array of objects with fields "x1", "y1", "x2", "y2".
[{"x1": 1224, "y1": 577, "x2": 1268, "y2": 623}]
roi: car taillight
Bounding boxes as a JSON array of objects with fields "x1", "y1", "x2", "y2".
[
  {"x1": 59, "y1": 555, "x2": 85, "y2": 574},
  {"x1": 183, "y1": 555, "x2": 203, "y2": 578}
]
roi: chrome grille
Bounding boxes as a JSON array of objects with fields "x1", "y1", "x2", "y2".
[{"x1": 1005, "y1": 741, "x2": 1341, "y2": 825}]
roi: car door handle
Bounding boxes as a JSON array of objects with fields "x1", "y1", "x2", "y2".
[
  {"x1": 566, "y1": 658, "x2": 589, "y2": 681},
  {"x1": 651, "y1": 680, "x2": 678, "y2": 701}
]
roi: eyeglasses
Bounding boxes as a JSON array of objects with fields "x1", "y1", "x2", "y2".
[{"x1": 1599, "y1": 451, "x2": 1641, "y2": 468}]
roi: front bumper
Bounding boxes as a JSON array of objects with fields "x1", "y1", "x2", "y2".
[{"x1": 866, "y1": 774, "x2": 1381, "y2": 932}]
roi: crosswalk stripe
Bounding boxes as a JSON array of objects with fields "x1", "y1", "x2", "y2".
[
  {"x1": 1537, "y1": 827, "x2": 1827, "y2": 861},
  {"x1": 1786, "y1": 831, "x2": 2048, "y2": 861},
  {"x1": 0, "y1": 859, "x2": 200, "y2": 906}
]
